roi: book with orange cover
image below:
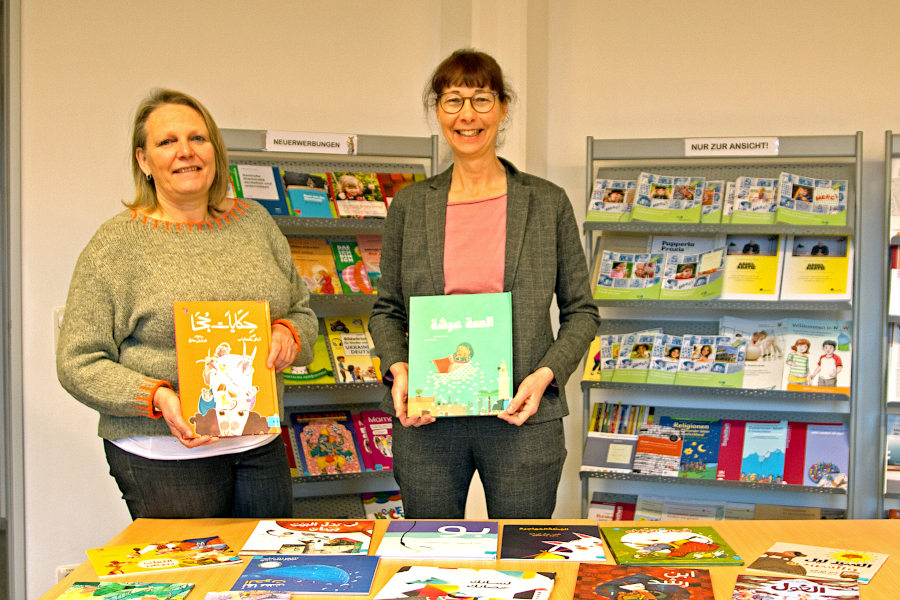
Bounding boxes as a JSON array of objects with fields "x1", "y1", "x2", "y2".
[
  {"x1": 173, "y1": 300, "x2": 280, "y2": 437},
  {"x1": 86, "y1": 535, "x2": 241, "y2": 577},
  {"x1": 288, "y1": 237, "x2": 342, "y2": 295}
]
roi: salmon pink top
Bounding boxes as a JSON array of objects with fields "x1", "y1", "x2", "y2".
[{"x1": 443, "y1": 194, "x2": 506, "y2": 295}]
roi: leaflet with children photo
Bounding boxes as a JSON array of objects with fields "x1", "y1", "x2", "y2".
[
  {"x1": 594, "y1": 250, "x2": 662, "y2": 300},
  {"x1": 732, "y1": 176, "x2": 778, "y2": 224},
  {"x1": 610, "y1": 332, "x2": 657, "y2": 384},
  {"x1": 776, "y1": 172, "x2": 848, "y2": 226},
  {"x1": 632, "y1": 172, "x2": 704, "y2": 222},
  {"x1": 587, "y1": 178, "x2": 637, "y2": 222},
  {"x1": 700, "y1": 180, "x2": 724, "y2": 223},
  {"x1": 659, "y1": 247, "x2": 726, "y2": 300},
  {"x1": 646, "y1": 333, "x2": 683, "y2": 384}
]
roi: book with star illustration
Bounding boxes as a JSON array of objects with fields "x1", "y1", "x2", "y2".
[
  {"x1": 499, "y1": 524, "x2": 606, "y2": 561},
  {"x1": 232, "y1": 555, "x2": 380, "y2": 594}
]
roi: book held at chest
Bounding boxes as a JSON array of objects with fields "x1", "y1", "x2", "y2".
[
  {"x1": 172, "y1": 301, "x2": 280, "y2": 438},
  {"x1": 408, "y1": 292, "x2": 513, "y2": 417}
]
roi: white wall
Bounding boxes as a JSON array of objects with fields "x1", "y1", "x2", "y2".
[{"x1": 18, "y1": 0, "x2": 900, "y2": 596}]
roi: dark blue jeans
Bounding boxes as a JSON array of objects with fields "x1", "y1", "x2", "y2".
[
  {"x1": 104, "y1": 436, "x2": 293, "y2": 519},
  {"x1": 391, "y1": 416, "x2": 566, "y2": 519}
]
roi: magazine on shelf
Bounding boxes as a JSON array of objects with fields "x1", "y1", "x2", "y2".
[
  {"x1": 776, "y1": 171, "x2": 849, "y2": 226},
  {"x1": 239, "y1": 520, "x2": 374, "y2": 555},
  {"x1": 282, "y1": 170, "x2": 334, "y2": 218},
  {"x1": 659, "y1": 246, "x2": 726, "y2": 300},
  {"x1": 373, "y1": 566, "x2": 555, "y2": 600},
  {"x1": 499, "y1": 524, "x2": 606, "y2": 561},
  {"x1": 231, "y1": 555, "x2": 380, "y2": 594},
  {"x1": 786, "y1": 422, "x2": 849, "y2": 489},
  {"x1": 586, "y1": 178, "x2": 637, "y2": 222},
  {"x1": 781, "y1": 318, "x2": 852, "y2": 394},
  {"x1": 732, "y1": 176, "x2": 778, "y2": 224},
  {"x1": 731, "y1": 574, "x2": 859, "y2": 599},
  {"x1": 740, "y1": 420, "x2": 788, "y2": 484},
  {"x1": 610, "y1": 331, "x2": 657, "y2": 383},
  {"x1": 718, "y1": 316, "x2": 786, "y2": 390},
  {"x1": 780, "y1": 235, "x2": 853, "y2": 301},
  {"x1": 721, "y1": 234, "x2": 785, "y2": 300},
  {"x1": 646, "y1": 333, "x2": 682, "y2": 384},
  {"x1": 632, "y1": 172, "x2": 704, "y2": 222},
  {"x1": 674, "y1": 334, "x2": 746, "y2": 388},
  {"x1": 375, "y1": 520, "x2": 498, "y2": 559},
  {"x1": 593, "y1": 250, "x2": 662, "y2": 300},
  {"x1": 599, "y1": 525, "x2": 743, "y2": 566},
  {"x1": 86, "y1": 536, "x2": 241, "y2": 577},
  {"x1": 574, "y1": 563, "x2": 715, "y2": 600},
  {"x1": 327, "y1": 172, "x2": 387, "y2": 218},
  {"x1": 721, "y1": 180, "x2": 736, "y2": 223},
  {"x1": 700, "y1": 180, "x2": 724, "y2": 223}
]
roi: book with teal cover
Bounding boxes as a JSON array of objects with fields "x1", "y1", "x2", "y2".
[
  {"x1": 408, "y1": 293, "x2": 513, "y2": 417},
  {"x1": 600, "y1": 525, "x2": 743, "y2": 566}
]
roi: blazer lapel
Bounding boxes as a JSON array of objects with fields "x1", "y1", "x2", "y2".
[
  {"x1": 504, "y1": 163, "x2": 528, "y2": 292},
  {"x1": 424, "y1": 172, "x2": 450, "y2": 295}
]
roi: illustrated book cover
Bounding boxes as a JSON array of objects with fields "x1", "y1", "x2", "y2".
[
  {"x1": 747, "y1": 542, "x2": 888, "y2": 585},
  {"x1": 290, "y1": 410, "x2": 364, "y2": 476},
  {"x1": 593, "y1": 250, "x2": 662, "y2": 300},
  {"x1": 86, "y1": 535, "x2": 242, "y2": 577},
  {"x1": 780, "y1": 235, "x2": 853, "y2": 301},
  {"x1": 240, "y1": 520, "x2": 374, "y2": 555},
  {"x1": 700, "y1": 180, "x2": 724, "y2": 223},
  {"x1": 776, "y1": 171, "x2": 848, "y2": 226},
  {"x1": 739, "y1": 420, "x2": 787, "y2": 484},
  {"x1": 372, "y1": 565, "x2": 555, "y2": 600},
  {"x1": 283, "y1": 334, "x2": 336, "y2": 386},
  {"x1": 375, "y1": 520, "x2": 498, "y2": 559},
  {"x1": 330, "y1": 239, "x2": 373, "y2": 294},
  {"x1": 328, "y1": 172, "x2": 387, "y2": 218},
  {"x1": 731, "y1": 176, "x2": 778, "y2": 224},
  {"x1": 57, "y1": 582, "x2": 194, "y2": 599},
  {"x1": 361, "y1": 490, "x2": 404, "y2": 519},
  {"x1": 721, "y1": 234, "x2": 785, "y2": 300},
  {"x1": 781, "y1": 318, "x2": 852, "y2": 394},
  {"x1": 202, "y1": 593, "x2": 291, "y2": 600},
  {"x1": 586, "y1": 178, "x2": 637, "y2": 222},
  {"x1": 355, "y1": 234, "x2": 382, "y2": 293},
  {"x1": 656, "y1": 417, "x2": 722, "y2": 479},
  {"x1": 323, "y1": 316, "x2": 381, "y2": 383},
  {"x1": 408, "y1": 292, "x2": 513, "y2": 417},
  {"x1": 730, "y1": 574, "x2": 859, "y2": 599},
  {"x1": 718, "y1": 315, "x2": 786, "y2": 390},
  {"x1": 288, "y1": 237, "x2": 341, "y2": 295},
  {"x1": 574, "y1": 563, "x2": 715, "y2": 600},
  {"x1": 499, "y1": 524, "x2": 606, "y2": 561},
  {"x1": 793, "y1": 422, "x2": 850, "y2": 489},
  {"x1": 353, "y1": 410, "x2": 392, "y2": 471},
  {"x1": 231, "y1": 554, "x2": 380, "y2": 595},
  {"x1": 282, "y1": 170, "x2": 335, "y2": 218},
  {"x1": 172, "y1": 300, "x2": 280, "y2": 437},
  {"x1": 600, "y1": 525, "x2": 743, "y2": 566},
  {"x1": 229, "y1": 164, "x2": 291, "y2": 216},
  {"x1": 632, "y1": 172, "x2": 704, "y2": 222}
]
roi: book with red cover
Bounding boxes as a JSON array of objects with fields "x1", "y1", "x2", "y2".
[
  {"x1": 574, "y1": 563, "x2": 715, "y2": 600},
  {"x1": 715, "y1": 419, "x2": 746, "y2": 481}
]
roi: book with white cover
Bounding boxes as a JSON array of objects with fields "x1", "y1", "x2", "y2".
[
  {"x1": 375, "y1": 521, "x2": 498, "y2": 559},
  {"x1": 780, "y1": 235, "x2": 852, "y2": 301},
  {"x1": 373, "y1": 566, "x2": 555, "y2": 600},
  {"x1": 718, "y1": 316, "x2": 786, "y2": 390}
]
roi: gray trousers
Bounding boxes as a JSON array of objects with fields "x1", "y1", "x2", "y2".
[{"x1": 391, "y1": 416, "x2": 566, "y2": 519}]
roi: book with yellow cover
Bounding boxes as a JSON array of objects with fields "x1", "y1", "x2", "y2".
[
  {"x1": 86, "y1": 535, "x2": 241, "y2": 577},
  {"x1": 780, "y1": 235, "x2": 852, "y2": 301},
  {"x1": 721, "y1": 234, "x2": 785, "y2": 300},
  {"x1": 173, "y1": 300, "x2": 280, "y2": 437},
  {"x1": 288, "y1": 237, "x2": 342, "y2": 295},
  {"x1": 323, "y1": 316, "x2": 381, "y2": 383}
]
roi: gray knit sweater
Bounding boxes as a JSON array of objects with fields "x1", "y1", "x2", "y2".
[{"x1": 56, "y1": 199, "x2": 317, "y2": 441}]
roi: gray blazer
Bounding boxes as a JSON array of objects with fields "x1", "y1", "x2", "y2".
[{"x1": 369, "y1": 158, "x2": 601, "y2": 423}]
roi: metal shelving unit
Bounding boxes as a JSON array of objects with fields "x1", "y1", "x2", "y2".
[
  {"x1": 580, "y1": 134, "x2": 864, "y2": 518},
  {"x1": 882, "y1": 132, "x2": 899, "y2": 514}
]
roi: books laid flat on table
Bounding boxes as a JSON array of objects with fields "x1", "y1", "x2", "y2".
[
  {"x1": 600, "y1": 525, "x2": 743, "y2": 566},
  {"x1": 232, "y1": 555, "x2": 380, "y2": 595},
  {"x1": 86, "y1": 535, "x2": 241, "y2": 577},
  {"x1": 499, "y1": 524, "x2": 606, "y2": 561},
  {"x1": 731, "y1": 574, "x2": 859, "y2": 599},
  {"x1": 574, "y1": 563, "x2": 714, "y2": 600},
  {"x1": 57, "y1": 582, "x2": 194, "y2": 599},
  {"x1": 373, "y1": 566, "x2": 555, "y2": 600},
  {"x1": 239, "y1": 520, "x2": 374, "y2": 555},
  {"x1": 172, "y1": 300, "x2": 280, "y2": 437},
  {"x1": 747, "y1": 542, "x2": 887, "y2": 585},
  {"x1": 375, "y1": 520, "x2": 498, "y2": 559},
  {"x1": 203, "y1": 593, "x2": 291, "y2": 599}
]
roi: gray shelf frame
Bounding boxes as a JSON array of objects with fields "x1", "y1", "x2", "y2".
[
  {"x1": 881, "y1": 132, "x2": 899, "y2": 515},
  {"x1": 581, "y1": 134, "x2": 864, "y2": 518}
]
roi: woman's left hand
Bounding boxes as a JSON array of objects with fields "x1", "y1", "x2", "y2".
[
  {"x1": 268, "y1": 323, "x2": 298, "y2": 372},
  {"x1": 498, "y1": 366, "x2": 555, "y2": 426}
]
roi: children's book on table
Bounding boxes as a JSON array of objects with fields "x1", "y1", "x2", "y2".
[
  {"x1": 499, "y1": 524, "x2": 606, "y2": 561},
  {"x1": 56, "y1": 582, "x2": 194, "y2": 599},
  {"x1": 231, "y1": 555, "x2": 380, "y2": 595},
  {"x1": 600, "y1": 525, "x2": 743, "y2": 566},
  {"x1": 746, "y1": 542, "x2": 888, "y2": 585},
  {"x1": 574, "y1": 563, "x2": 715, "y2": 600},
  {"x1": 731, "y1": 574, "x2": 859, "y2": 599},
  {"x1": 239, "y1": 519, "x2": 374, "y2": 555},
  {"x1": 85, "y1": 535, "x2": 241, "y2": 577},
  {"x1": 373, "y1": 566, "x2": 555, "y2": 600},
  {"x1": 375, "y1": 520, "x2": 498, "y2": 559}
]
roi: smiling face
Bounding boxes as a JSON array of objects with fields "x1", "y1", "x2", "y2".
[
  {"x1": 437, "y1": 85, "x2": 507, "y2": 162},
  {"x1": 135, "y1": 103, "x2": 216, "y2": 210}
]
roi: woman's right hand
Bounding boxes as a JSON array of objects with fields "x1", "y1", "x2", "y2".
[
  {"x1": 390, "y1": 362, "x2": 434, "y2": 428},
  {"x1": 153, "y1": 387, "x2": 218, "y2": 448}
]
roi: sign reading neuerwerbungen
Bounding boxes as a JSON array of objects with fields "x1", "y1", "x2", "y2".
[
  {"x1": 408, "y1": 292, "x2": 513, "y2": 418},
  {"x1": 265, "y1": 130, "x2": 358, "y2": 155}
]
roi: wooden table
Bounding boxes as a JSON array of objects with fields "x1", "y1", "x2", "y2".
[{"x1": 40, "y1": 518, "x2": 900, "y2": 599}]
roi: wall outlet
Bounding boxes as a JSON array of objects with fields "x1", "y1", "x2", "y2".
[
  {"x1": 56, "y1": 563, "x2": 78, "y2": 582},
  {"x1": 52, "y1": 306, "x2": 65, "y2": 352}
]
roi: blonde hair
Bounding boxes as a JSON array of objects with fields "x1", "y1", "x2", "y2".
[{"x1": 126, "y1": 88, "x2": 230, "y2": 212}]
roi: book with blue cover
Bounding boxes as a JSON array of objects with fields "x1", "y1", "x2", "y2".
[
  {"x1": 282, "y1": 171, "x2": 335, "y2": 218},
  {"x1": 232, "y1": 555, "x2": 380, "y2": 594},
  {"x1": 229, "y1": 164, "x2": 291, "y2": 216}
]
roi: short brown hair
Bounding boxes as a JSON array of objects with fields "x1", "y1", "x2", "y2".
[
  {"x1": 126, "y1": 88, "x2": 230, "y2": 212},
  {"x1": 423, "y1": 48, "x2": 514, "y2": 109}
]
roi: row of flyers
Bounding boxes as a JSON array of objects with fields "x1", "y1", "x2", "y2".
[
  {"x1": 584, "y1": 316, "x2": 852, "y2": 394},
  {"x1": 230, "y1": 164, "x2": 424, "y2": 218},
  {"x1": 592, "y1": 233, "x2": 852, "y2": 302},
  {"x1": 588, "y1": 171, "x2": 848, "y2": 226}
]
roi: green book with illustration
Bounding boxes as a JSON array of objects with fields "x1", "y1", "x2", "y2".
[
  {"x1": 408, "y1": 293, "x2": 513, "y2": 417},
  {"x1": 600, "y1": 525, "x2": 743, "y2": 567}
]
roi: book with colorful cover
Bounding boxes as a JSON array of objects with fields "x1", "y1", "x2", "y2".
[
  {"x1": 646, "y1": 333, "x2": 682, "y2": 384},
  {"x1": 721, "y1": 234, "x2": 785, "y2": 300},
  {"x1": 574, "y1": 563, "x2": 715, "y2": 600},
  {"x1": 282, "y1": 171, "x2": 335, "y2": 218},
  {"x1": 283, "y1": 334, "x2": 336, "y2": 386},
  {"x1": 780, "y1": 235, "x2": 853, "y2": 301},
  {"x1": 731, "y1": 176, "x2": 778, "y2": 224},
  {"x1": 740, "y1": 420, "x2": 788, "y2": 484},
  {"x1": 362, "y1": 490, "x2": 404, "y2": 519},
  {"x1": 86, "y1": 535, "x2": 242, "y2": 577},
  {"x1": 290, "y1": 411, "x2": 364, "y2": 476},
  {"x1": 659, "y1": 246, "x2": 726, "y2": 300},
  {"x1": 776, "y1": 172, "x2": 849, "y2": 226},
  {"x1": 800, "y1": 423, "x2": 850, "y2": 489},
  {"x1": 352, "y1": 412, "x2": 374, "y2": 470},
  {"x1": 281, "y1": 426, "x2": 301, "y2": 478},
  {"x1": 376, "y1": 172, "x2": 424, "y2": 208},
  {"x1": 203, "y1": 593, "x2": 291, "y2": 600},
  {"x1": 586, "y1": 178, "x2": 637, "y2": 222},
  {"x1": 240, "y1": 520, "x2": 374, "y2": 556},
  {"x1": 499, "y1": 524, "x2": 606, "y2": 561},
  {"x1": 781, "y1": 318, "x2": 852, "y2": 394},
  {"x1": 375, "y1": 520, "x2": 498, "y2": 559},
  {"x1": 675, "y1": 334, "x2": 746, "y2": 388},
  {"x1": 718, "y1": 316, "x2": 786, "y2": 390},
  {"x1": 656, "y1": 417, "x2": 722, "y2": 479},
  {"x1": 632, "y1": 173, "x2": 704, "y2": 222},
  {"x1": 746, "y1": 542, "x2": 888, "y2": 584},
  {"x1": 610, "y1": 331, "x2": 656, "y2": 383},
  {"x1": 172, "y1": 300, "x2": 280, "y2": 437},
  {"x1": 593, "y1": 250, "x2": 662, "y2": 300},
  {"x1": 699, "y1": 180, "x2": 724, "y2": 223},
  {"x1": 57, "y1": 582, "x2": 194, "y2": 599},
  {"x1": 229, "y1": 164, "x2": 291, "y2": 216},
  {"x1": 631, "y1": 425, "x2": 683, "y2": 477},
  {"x1": 731, "y1": 574, "x2": 859, "y2": 599},
  {"x1": 407, "y1": 293, "x2": 513, "y2": 417},
  {"x1": 356, "y1": 410, "x2": 392, "y2": 470},
  {"x1": 330, "y1": 240, "x2": 373, "y2": 294},
  {"x1": 328, "y1": 172, "x2": 387, "y2": 218},
  {"x1": 232, "y1": 555, "x2": 380, "y2": 595},
  {"x1": 288, "y1": 238, "x2": 342, "y2": 295},
  {"x1": 599, "y1": 525, "x2": 743, "y2": 566},
  {"x1": 583, "y1": 336, "x2": 604, "y2": 382},
  {"x1": 373, "y1": 566, "x2": 555, "y2": 600},
  {"x1": 355, "y1": 234, "x2": 382, "y2": 293},
  {"x1": 324, "y1": 316, "x2": 381, "y2": 384}
]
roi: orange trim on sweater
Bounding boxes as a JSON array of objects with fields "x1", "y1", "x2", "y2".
[
  {"x1": 273, "y1": 319, "x2": 302, "y2": 354},
  {"x1": 129, "y1": 199, "x2": 248, "y2": 231},
  {"x1": 135, "y1": 379, "x2": 172, "y2": 419}
]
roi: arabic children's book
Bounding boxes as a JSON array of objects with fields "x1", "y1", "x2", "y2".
[
  {"x1": 499, "y1": 524, "x2": 606, "y2": 561},
  {"x1": 57, "y1": 582, "x2": 194, "y2": 599},
  {"x1": 780, "y1": 235, "x2": 853, "y2": 301},
  {"x1": 86, "y1": 535, "x2": 242, "y2": 577},
  {"x1": 288, "y1": 238, "x2": 341, "y2": 295},
  {"x1": 324, "y1": 316, "x2": 381, "y2": 383},
  {"x1": 776, "y1": 171, "x2": 848, "y2": 226},
  {"x1": 229, "y1": 164, "x2": 291, "y2": 216},
  {"x1": 731, "y1": 176, "x2": 778, "y2": 224},
  {"x1": 232, "y1": 555, "x2": 380, "y2": 595},
  {"x1": 746, "y1": 542, "x2": 888, "y2": 585},
  {"x1": 600, "y1": 525, "x2": 743, "y2": 566},
  {"x1": 375, "y1": 520, "x2": 498, "y2": 559},
  {"x1": 328, "y1": 172, "x2": 387, "y2": 218},
  {"x1": 373, "y1": 566, "x2": 555, "y2": 600},
  {"x1": 240, "y1": 520, "x2": 374, "y2": 555},
  {"x1": 731, "y1": 574, "x2": 859, "y2": 599},
  {"x1": 574, "y1": 563, "x2": 715, "y2": 600},
  {"x1": 282, "y1": 170, "x2": 335, "y2": 218},
  {"x1": 408, "y1": 293, "x2": 513, "y2": 417},
  {"x1": 586, "y1": 178, "x2": 637, "y2": 222},
  {"x1": 202, "y1": 593, "x2": 292, "y2": 600},
  {"x1": 172, "y1": 301, "x2": 280, "y2": 438},
  {"x1": 290, "y1": 411, "x2": 364, "y2": 476}
]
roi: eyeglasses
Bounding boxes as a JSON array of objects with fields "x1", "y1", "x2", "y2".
[{"x1": 438, "y1": 91, "x2": 499, "y2": 114}]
